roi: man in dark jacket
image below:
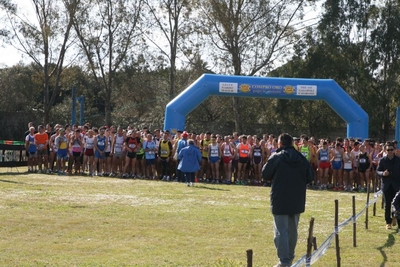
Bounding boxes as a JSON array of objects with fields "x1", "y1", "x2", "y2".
[
  {"x1": 377, "y1": 142, "x2": 400, "y2": 230},
  {"x1": 262, "y1": 133, "x2": 314, "y2": 267}
]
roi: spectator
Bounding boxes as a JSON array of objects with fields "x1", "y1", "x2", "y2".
[
  {"x1": 262, "y1": 133, "x2": 314, "y2": 267},
  {"x1": 377, "y1": 142, "x2": 400, "y2": 230},
  {"x1": 178, "y1": 139, "x2": 202, "y2": 187}
]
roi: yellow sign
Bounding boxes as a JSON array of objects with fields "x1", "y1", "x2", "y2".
[
  {"x1": 283, "y1": 85, "x2": 295, "y2": 94},
  {"x1": 239, "y1": 84, "x2": 250, "y2": 93}
]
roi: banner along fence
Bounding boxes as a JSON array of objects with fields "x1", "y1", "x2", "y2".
[{"x1": 0, "y1": 140, "x2": 27, "y2": 167}]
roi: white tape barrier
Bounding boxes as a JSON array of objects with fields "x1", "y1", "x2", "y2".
[{"x1": 291, "y1": 190, "x2": 383, "y2": 267}]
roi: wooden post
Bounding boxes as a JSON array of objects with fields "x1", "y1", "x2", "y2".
[
  {"x1": 246, "y1": 249, "x2": 253, "y2": 267},
  {"x1": 306, "y1": 217, "x2": 315, "y2": 266},
  {"x1": 335, "y1": 200, "x2": 341, "y2": 267},
  {"x1": 366, "y1": 186, "x2": 370, "y2": 229},
  {"x1": 373, "y1": 175, "x2": 377, "y2": 216},
  {"x1": 352, "y1": 195, "x2": 356, "y2": 247}
]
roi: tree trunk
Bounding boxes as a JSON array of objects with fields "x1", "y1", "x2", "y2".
[
  {"x1": 170, "y1": 59, "x2": 176, "y2": 100},
  {"x1": 105, "y1": 101, "x2": 112, "y2": 126},
  {"x1": 232, "y1": 97, "x2": 240, "y2": 133}
]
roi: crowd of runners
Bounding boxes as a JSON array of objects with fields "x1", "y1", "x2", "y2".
[{"x1": 23, "y1": 122, "x2": 394, "y2": 191}]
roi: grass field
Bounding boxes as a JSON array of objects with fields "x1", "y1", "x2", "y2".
[{"x1": 0, "y1": 167, "x2": 399, "y2": 267}]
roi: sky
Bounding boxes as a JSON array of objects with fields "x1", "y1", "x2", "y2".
[
  {"x1": 0, "y1": 1, "x2": 35, "y2": 68},
  {"x1": 0, "y1": 1, "x2": 322, "y2": 69},
  {"x1": 0, "y1": 46, "x2": 29, "y2": 68}
]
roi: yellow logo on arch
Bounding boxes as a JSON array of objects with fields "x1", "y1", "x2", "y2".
[{"x1": 284, "y1": 85, "x2": 295, "y2": 94}]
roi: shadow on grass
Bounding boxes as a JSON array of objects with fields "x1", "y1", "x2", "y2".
[
  {"x1": 0, "y1": 170, "x2": 28, "y2": 176},
  {"x1": 194, "y1": 185, "x2": 230, "y2": 191},
  {"x1": 0, "y1": 178, "x2": 24, "y2": 184},
  {"x1": 377, "y1": 233, "x2": 395, "y2": 267}
]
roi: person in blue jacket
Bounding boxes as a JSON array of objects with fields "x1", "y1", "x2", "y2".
[{"x1": 178, "y1": 139, "x2": 202, "y2": 186}]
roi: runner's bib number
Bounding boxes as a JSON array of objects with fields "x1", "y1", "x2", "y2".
[
  {"x1": 210, "y1": 149, "x2": 219, "y2": 157},
  {"x1": 344, "y1": 162, "x2": 352, "y2": 169},
  {"x1": 115, "y1": 144, "x2": 122, "y2": 152}
]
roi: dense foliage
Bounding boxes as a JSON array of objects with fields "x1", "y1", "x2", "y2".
[{"x1": 1, "y1": 0, "x2": 400, "y2": 141}]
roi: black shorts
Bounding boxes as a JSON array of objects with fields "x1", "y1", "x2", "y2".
[
  {"x1": 73, "y1": 152, "x2": 81, "y2": 163},
  {"x1": 202, "y1": 157, "x2": 208, "y2": 161},
  {"x1": 136, "y1": 153, "x2": 144, "y2": 160},
  {"x1": 238, "y1": 157, "x2": 249, "y2": 164},
  {"x1": 127, "y1": 152, "x2": 136, "y2": 159},
  {"x1": 105, "y1": 152, "x2": 111, "y2": 157},
  {"x1": 358, "y1": 167, "x2": 368, "y2": 173}
]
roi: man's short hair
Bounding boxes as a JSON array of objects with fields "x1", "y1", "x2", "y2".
[
  {"x1": 278, "y1": 133, "x2": 293, "y2": 147},
  {"x1": 386, "y1": 141, "x2": 394, "y2": 147}
]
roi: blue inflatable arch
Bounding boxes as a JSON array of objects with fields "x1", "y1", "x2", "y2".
[{"x1": 164, "y1": 74, "x2": 369, "y2": 139}]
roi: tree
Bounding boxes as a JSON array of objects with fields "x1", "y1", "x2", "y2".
[
  {"x1": 366, "y1": 1, "x2": 400, "y2": 140},
  {"x1": 71, "y1": 0, "x2": 144, "y2": 126},
  {"x1": 0, "y1": 0, "x2": 79, "y2": 124},
  {"x1": 0, "y1": 64, "x2": 41, "y2": 112},
  {"x1": 314, "y1": 0, "x2": 400, "y2": 140},
  {"x1": 196, "y1": 0, "x2": 314, "y2": 132},
  {"x1": 144, "y1": 0, "x2": 195, "y2": 100}
]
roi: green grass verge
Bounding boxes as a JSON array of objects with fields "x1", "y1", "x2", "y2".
[{"x1": 0, "y1": 168, "x2": 398, "y2": 266}]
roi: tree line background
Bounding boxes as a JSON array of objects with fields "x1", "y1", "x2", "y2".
[{"x1": 1, "y1": 0, "x2": 400, "y2": 141}]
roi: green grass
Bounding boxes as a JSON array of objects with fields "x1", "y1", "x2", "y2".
[{"x1": 0, "y1": 167, "x2": 399, "y2": 266}]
